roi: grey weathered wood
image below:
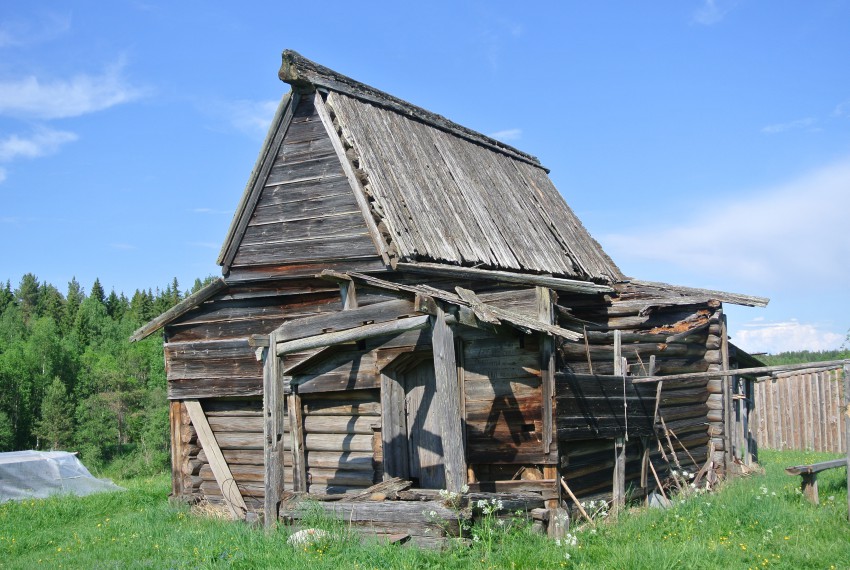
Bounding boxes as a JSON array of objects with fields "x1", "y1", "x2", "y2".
[
  {"x1": 276, "y1": 315, "x2": 430, "y2": 355},
  {"x1": 381, "y1": 374, "x2": 410, "y2": 478},
  {"x1": 184, "y1": 399, "x2": 247, "y2": 519},
  {"x1": 720, "y1": 314, "x2": 732, "y2": 469},
  {"x1": 288, "y1": 392, "x2": 307, "y2": 492},
  {"x1": 130, "y1": 279, "x2": 227, "y2": 342},
  {"x1": 340, "y1": 280, "x2": 358, "y2": 310},
  {"x1": 537, "y1": 287, "x2": 555, "y2": 456},
  {"x1": 626, "y1": 279, "x2": 769, "y2": 308},
  {"x1": 219, "y1": 92, "x2": 298, "y2": 271},
  {"x1": 846, "y1": 363, "x2": 850, "y2": 521},
  {"x1": 612, "y1": 437, "x2": 626, "y2": 516},
  {"x1": 263, "y1": 332, "x2": 285, "y2": 527},
  {"x1": 431, "y1": 306, "x2": 466, "y2": 492},
  {"x1": 275, "y1": 299, "x2": 416, "y2": 342},
  {"x1": 632, "y1": 360, "x2": 850, "y2": 384},
  {"x1": 319, "y1": 269, "x2": 583, "y2": 341},
  {"x1": 397, "y1": 262, "x2": 614, "y2": 294},
  {"x1": 313, "y1": 91, "x2": 393, "y2": 266}
]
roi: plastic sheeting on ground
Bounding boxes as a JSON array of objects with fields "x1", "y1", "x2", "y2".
[{"x1": 0, "y1": 450, "x2": 123, "y2": 502}]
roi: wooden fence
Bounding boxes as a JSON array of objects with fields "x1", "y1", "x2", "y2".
[{"x1": 753, "y1": 367, "x2": 846, "y2": 453}]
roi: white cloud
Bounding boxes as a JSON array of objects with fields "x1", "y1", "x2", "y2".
[
  {"x1": 603, "y1": 157, "x2": 850, "y2": 287},
  {"x1": 0, "y1": 60, "x2": 145, "y2": 119},
  {"x1": 833, "y1": 100, "x2": 850, "y2": 118},
  {"x1": 733, "y1": 319, "x2": 844, "y2": 354},
  {"x1": 488, "y1": 128, "x2": 522, "y2": 142},
  {"x1": 0, "y1": 12, "x2": 71, "y2": 48},
  {"x1": 692, "y1": 0, "x2": 737, "y2": 25},
  {"x1": 0, "y1": 127, "x2": 78, "y2": 161},
  {"x1": 761, "y1": 117, "x2": 817, "y2": 134},
  {"x1": 226, "y1": 99, "x2": 278, "y2": 136}
]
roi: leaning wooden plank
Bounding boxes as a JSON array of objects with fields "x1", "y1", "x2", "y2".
[
  {"x1": 276, "y1": 315, "x2": 430, "y2": 356},
  {"x1": 129, "y1": 279, "x2": 228, "y2": 342},
  {"x1": 263, "y1": 331, "x2": 286, "y2": 527},
  {"x1": 184, "y1": 399, "x2": 247, "y2": 519},
  {"x1": 537, "y1": 287, "x2": 555, "y2": 456},
  {"x1": 397, "y1": 261, "x2": 613, "y2": 294}
]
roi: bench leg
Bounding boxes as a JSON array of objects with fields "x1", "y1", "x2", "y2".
[{"x1": 801, "y1": 473, "x2": 819, "y2": 505}]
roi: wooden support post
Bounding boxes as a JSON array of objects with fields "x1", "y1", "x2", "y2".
[
  {"x1": 431, "y1": 305, "x2": 466, "y2": 492},
  {"x1": 641, "y1": 355, "x2": 656, "y2": 499},
  {"x1": 845, "y1": 363, "x2": 850, "y2": 522},
  {"x1": 262, "y1": 332, "x2": 285, "y2": 528},
  {"x1": 169, "y1": 401, "x2": 186, "y2": 499},
  {"x1": 288, "y1": 392, "x2": 307, "y2": 492},
  {"x1": 184, "y1": 400, "x2": 247, "y2": 520},
  {"x1": 720, "y1": 313, "x2": 733, "y2": 471},
  {"x1": 537, "y1": 287, "x2": 556, "y2": 457},
  {"x1": 612, "y1": 437, "x2": 626, "y2": 517}
]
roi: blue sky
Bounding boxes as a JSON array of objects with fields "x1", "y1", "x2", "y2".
[{"x1": 1, "y1": 1, "x2": 848, "y2": 354}]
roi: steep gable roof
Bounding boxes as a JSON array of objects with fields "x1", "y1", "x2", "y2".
[{"x1": 219, "y1": 50, "x2": 623, "y2": 283}]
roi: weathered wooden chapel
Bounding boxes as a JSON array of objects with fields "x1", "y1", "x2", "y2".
[{"x1": 132, "y1": 50, "x2": 769, "y2": 543}]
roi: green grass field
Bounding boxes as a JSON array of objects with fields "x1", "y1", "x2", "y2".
[{"x1": 1, "y1": 449, "x2": 848, "y2": 569}]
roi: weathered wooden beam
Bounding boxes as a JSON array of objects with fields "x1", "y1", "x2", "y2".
[
  {"x1": 262, "y1": 332, "x2": 285, "y2": 528},
  {"x1": 279, "y1": 50, "x2": 544, "y2": 169},
  {"x1": 274, "y1": 298, "x2": 417, "y2": 342},
  {"x1": 288, "y1": 392, "x2": 307, "y2": 492},
  {"x1": 612, "y1": 437, "x2": 626, "y2": 517},
  {"x1": 129, "y1": 279, "x2": 227, "y2": 342},
  {"x1": 184, "y1": 400, "x2": 247, "y2": 519},
  {"x1": 340, "y1": 280, "x2": 358, "y2": 310},
  {"x1": 431, "y1": 306, "x2": 466, "y2": 492},
  {"x1": 313, "y1": 91, "x2": 393, "y2": 266},
  {"x1": 537, "y1": 287, "x2": 555, "y2": 457},
  {"x1": 627, "y1": 279, "x2": 769, "y2": 308},
  {"x1": 319, "y1": 269, "x2": 583, "y2": 341},
  {"x1": 721, "y1": 314, "x2": 732, "y2": 470},
  {"x1": 631, "y1": 359, "x2": 850, "y2": 384},
  {"x1": 397, "y1": 262, "x2": 614, "y2": 294},
  {"x1": 276, "y1": 315, "x2": 430, "y2": 356}
]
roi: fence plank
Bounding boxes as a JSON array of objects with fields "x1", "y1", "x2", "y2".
[{"x1": 754, "y1": 367, "x2": 846, "y2": 454}]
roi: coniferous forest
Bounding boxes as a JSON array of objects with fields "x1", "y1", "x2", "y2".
[{"x1": 0, "y1": 273, "x2": 215, "y2": 477}]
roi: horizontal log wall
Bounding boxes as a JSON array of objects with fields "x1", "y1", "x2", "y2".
[
  {"x1": 300, "y1": 389, "x2": 381, "y2": 495},
  {"x1": 753, "y1": 368, "x2": 846, "y2": 453},
  {"x1": 555, "y1": 292, "x2": 720, "y2": 500}
]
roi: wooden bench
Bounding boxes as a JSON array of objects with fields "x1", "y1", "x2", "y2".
[{"x1": 785, "y1": 458, "x2": 848, "y2": 504}]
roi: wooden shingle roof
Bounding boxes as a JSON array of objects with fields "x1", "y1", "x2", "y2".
[{"x1": 219, "y1": 50, "x2": 623, "y2": 283}]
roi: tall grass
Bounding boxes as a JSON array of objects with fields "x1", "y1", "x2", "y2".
[{"x1": 0, "y1": 449, "x2": 847, "y2": 569}]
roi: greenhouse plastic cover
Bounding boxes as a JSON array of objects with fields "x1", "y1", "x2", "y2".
[{"x1": 0, "y1": 450, "x2": 123, "y2": 502}]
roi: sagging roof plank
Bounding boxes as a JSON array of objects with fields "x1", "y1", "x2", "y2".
[
  {"x1": 631, "y1": 359, "x2": 849, "y2": 384},
  {"x1": 129, "y1": 278, "x2": 228, "y2": 342},
  {"x1": 276, "y1": 315, "x2": 431, "y2": 356},
  {"x1": 396, "y1": 261, "x2": 614, "y2": 294},
  {"x1": 619, "y1": 279, "x2": 769, "y2": 308}
]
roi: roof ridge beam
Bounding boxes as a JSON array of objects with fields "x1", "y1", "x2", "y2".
[{"x1": 278, "y1": 49, "x2": 545, "y2": 170}]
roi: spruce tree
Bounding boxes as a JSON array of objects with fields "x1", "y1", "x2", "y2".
[
  {"x1": 63, "y1": 278, "x2": 84, "y2": 333},
  {"x1": 90, "y1": 278, "x2": 105, "y2": 305},
  {"x1": 36, "y1": 377, "x2": 74, "y2": 450}
]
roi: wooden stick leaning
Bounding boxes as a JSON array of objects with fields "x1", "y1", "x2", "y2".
[{"x1": 559, "y1": 477, "x2": 591, "y2": 523}]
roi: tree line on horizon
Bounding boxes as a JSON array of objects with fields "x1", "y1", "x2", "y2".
[{"x1": 0, "y1": 273, "x2": 215, "y2": 476}]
